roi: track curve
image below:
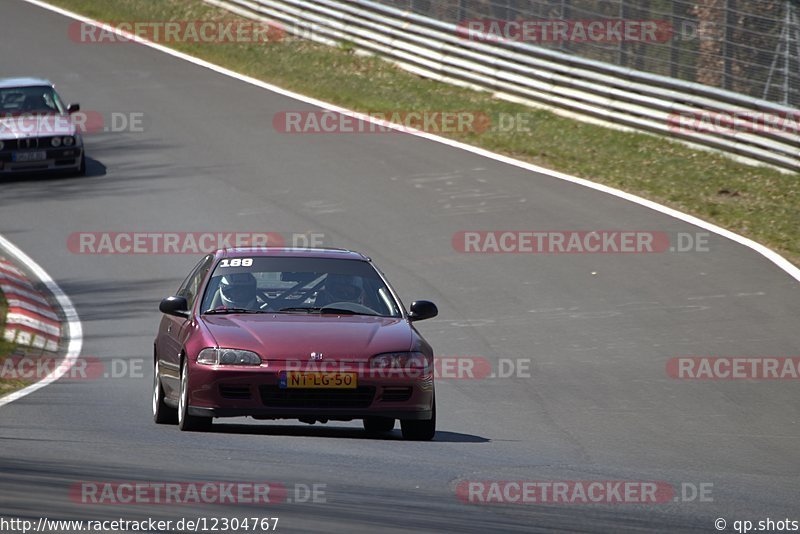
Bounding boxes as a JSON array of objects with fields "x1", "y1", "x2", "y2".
[{"x1": 1, "y1": 1, "x2": 799, "y2": 532}]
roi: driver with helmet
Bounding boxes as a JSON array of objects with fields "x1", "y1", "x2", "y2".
[
  {"x1": 219, "y1": 272, "x2": 259, "y2": 310},
  {"x1": 315, "y1": 274, "x2": 366, "y2": 307}
]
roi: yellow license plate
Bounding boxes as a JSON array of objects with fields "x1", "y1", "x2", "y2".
[{"x1": 281, "y1": 371, "x2": 358, "y2": 389}]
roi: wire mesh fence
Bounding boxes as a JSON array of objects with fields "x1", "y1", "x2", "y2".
[{"x1": 370, "y1": 0, "x2": 800, "y2": 108}]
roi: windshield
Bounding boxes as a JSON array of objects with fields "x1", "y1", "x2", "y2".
[
  {"x1": 200, "y1": 256, "x2": 402, "y2": 317},
  {"x1": 0, "y1": 86, "x2": 66, "y2": 115}
]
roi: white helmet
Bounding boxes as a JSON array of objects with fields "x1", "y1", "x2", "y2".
[{"x1": 219, "y1": 272, "x2": 257, "y2": 309}]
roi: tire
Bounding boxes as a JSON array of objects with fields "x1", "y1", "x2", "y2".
[
  {"x1": 363, "y1": 416, "x2": 395, "y2": 433},
  {"x1": 178, "y1": 360, "x2": 212, "y2": 432},
  {"x1": 400, "y1": 398, "x2": 436, "y2": 441},
  {"x1": 152, "y1": 360, "x2": 177, "y2": 424}
]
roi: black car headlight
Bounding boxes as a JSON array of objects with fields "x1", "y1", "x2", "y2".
[
  {"x1": 63, "y1": 136, "x2": 75, "y2": 147},
  {"x1": 51, "y1": 137, "x2": 62, "y2": 147},
  {"x1": 197, "y1": 348, "x2": 262, "y2": 366}
]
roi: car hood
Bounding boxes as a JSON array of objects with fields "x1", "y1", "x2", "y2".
[
  {"x1": 0, "y1": 114, "x2": 76, "y2": 139},
  {"x1": 200, "y1": 314, "x2": 413, "y2": 361}
]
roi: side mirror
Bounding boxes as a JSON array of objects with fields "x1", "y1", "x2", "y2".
[
  {"x1": 408, "y1": 300, "x2": 438, "y2": 322},
  {"x1": 160, "y1": 296, "x2": 189, "y2": 317},
  {"x1": 67, "y1": 103, "x2": 80, "y2": 113}
]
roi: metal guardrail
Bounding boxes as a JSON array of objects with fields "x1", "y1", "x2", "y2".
[
  {"x1": 207, "y1": 0, "x2": 800, "y2": 172},
  {"x1": 369, "y1": 0, "x2": 800, "y2": 110}
]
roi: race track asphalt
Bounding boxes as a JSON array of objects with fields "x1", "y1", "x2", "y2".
[{"x1": 1, "y1": 1, "x2": 799, "y2": 532}]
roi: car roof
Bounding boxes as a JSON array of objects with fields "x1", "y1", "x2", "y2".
[
  {"x1": 0, "y1": 78, "x2": 54, "y2": 89},
  {"x1": 218, "y1": 247, "x2": 370, "y2": 261}
]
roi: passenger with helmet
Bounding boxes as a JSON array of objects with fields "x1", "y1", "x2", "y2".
[{"x1": 219, "y1": 272, "x2": 259, "y2": 310}]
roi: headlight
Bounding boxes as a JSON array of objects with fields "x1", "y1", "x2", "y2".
[
  {"x1": 0, "y1": 141, "x2": 4, "y2": 151},
  {"x1": 369, "y1": 352, "x2": 429, "y2": 370},
  {"x1": 197, "y1": 348, "x2": 262, "y2": 366},
  {"x1": 63, "y1": 136, "x2": 75, "y2": 146},
  {"x1": 51, "y1": 137, "x2": 62, "y2": 147}
]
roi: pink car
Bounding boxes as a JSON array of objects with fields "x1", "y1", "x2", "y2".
[{"x1": 153, "y1": 247, "x2": 438, "y2": 440}]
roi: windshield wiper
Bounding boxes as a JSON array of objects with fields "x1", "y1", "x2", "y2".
[
  {"x1": 321, "y1": 307, "x2": 377, "y2": 316},
  {"x1": 203, "y1": 307, "x2": 267, "y2": 315},
  {"x1": 278, "y1": 306, "x2": 377, "y2": 316}
]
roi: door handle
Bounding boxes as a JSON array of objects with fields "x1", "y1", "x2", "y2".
[{"x1": 167, "y1": 324, "x2": 172, "y2": 334}]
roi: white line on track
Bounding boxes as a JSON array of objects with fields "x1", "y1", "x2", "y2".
[{"x1": 0, "y1": 234, "x2": 82, "y2": 407}]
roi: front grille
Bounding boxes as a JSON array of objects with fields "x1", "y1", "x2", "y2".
[
  {"x1": 259, "y1": 386, "x2": 375, "y2": 409},
  {"x1": 219, "y1": 384, "x2": 252, "y2": 400},
  {"x1": 380, "y1": 387, "x2": 412, "y2": 402},
  {"x1": 1, "y1": 137, "x2": 56, "y2": 151},
  {"x1": 9, "y1": 138, "x2": 39, "y2": 150}
]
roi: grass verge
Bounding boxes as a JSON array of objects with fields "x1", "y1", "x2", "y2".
[{"x1": 44, "y1": 0, "x2": 800, "y2": 266}]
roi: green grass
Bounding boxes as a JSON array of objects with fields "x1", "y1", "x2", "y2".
[{"x1": 48, "y1": 0, "x2": 800, "y2": 266}]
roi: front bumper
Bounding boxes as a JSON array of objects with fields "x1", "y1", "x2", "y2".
[
  {"x1": 0, "y1": 147, "x2": 83, "y2": 174},
  {"x1": 187, "y1": 407, "x2": 433, "y2": 420},
  {"x1": 186, "y1": 362, "x2": 435, "y2": 420}
]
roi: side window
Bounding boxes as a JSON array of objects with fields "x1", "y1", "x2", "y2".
[{"x1": 176, "y1": 255, "x2": 214, "y2": 310}]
